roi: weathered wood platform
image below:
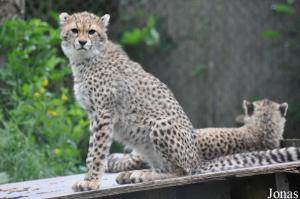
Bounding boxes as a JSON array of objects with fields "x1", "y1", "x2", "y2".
[{"x1": 1, "y1": 161, "x2": 300, "y2": 199}]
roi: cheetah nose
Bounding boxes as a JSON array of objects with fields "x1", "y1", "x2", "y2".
[{"x1": 79, "y1": 40, "x2": 87, "y2": 46}]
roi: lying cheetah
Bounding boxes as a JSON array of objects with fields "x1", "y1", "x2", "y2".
[
  {"x1": 59, "y1": 12, "x2": 299, "y2": 190},
  {"x1": 196, "y1": 99, "x2": 288, "y2": 157},
  {"x1": 107, "y1": 99, "x2": 288, "y2": 173}
]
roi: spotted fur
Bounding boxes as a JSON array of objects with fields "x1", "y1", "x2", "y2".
[{"x1": 107, "y1": 99, "x2": 288, "y2": 172}]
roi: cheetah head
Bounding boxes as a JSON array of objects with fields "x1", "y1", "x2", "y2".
[
  {"x1": 243, "y1": 99, "x2": 288, "y2": 128},
  {"x1": 59, "y1": 11, "x2": 110, "y2": 61}
]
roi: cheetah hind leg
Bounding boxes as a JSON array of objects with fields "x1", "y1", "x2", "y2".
[
  {"x1": 115, "y1": 169, "x2": 177, "y2": 184},
  {"x1": 149, "y1": 120, "x2": 198, "y2": 174},
  {"x1": 115, "y1": 121, "x2": 197, "y2": 184},
  {"x1": 106, "y1": 153, "x2": 150, "y2": 173}
]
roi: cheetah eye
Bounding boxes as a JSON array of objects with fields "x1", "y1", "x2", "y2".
[
  {"x1": 71, "y1": 28, "x2": 78, "y2": 34},
  {"x1": 88, "y1": 29, "x2": 96, "y2": 35}
]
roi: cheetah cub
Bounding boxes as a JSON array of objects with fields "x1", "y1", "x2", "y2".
[
  {"x1": 107, "y1": 99, "x2": 288, "y2": 172},
  {"x1": 60, "y1": 11, "x2": 199, "y2": 191},
  {"x1": 196, "y1": 99, "x2": 288, "y2": 159}
]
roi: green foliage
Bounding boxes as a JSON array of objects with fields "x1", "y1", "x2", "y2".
[
  {"x1": 262, "y1": 30, "x2": 281, "y2": 40},
  {"x1": 271, "y1": 3, "x2": 295, "y2": 16},
  {"x1": 191, "y1": 64, "x2": 208, "y2": 76},
  {"x1": 121, "y1": 16, "x2": 160, "y2": 47},
  {"x1": 262, "y1": 1, "x2": 300, "y2": 77},
  {"x1": 0, "y1": 18, "x2": 88, "y2": 183}
]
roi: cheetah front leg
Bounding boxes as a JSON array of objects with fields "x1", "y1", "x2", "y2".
[
  {"x1": 73, "y1": 113, "x2": 112, "y2": 191},
  {"x1": 85, "y1": 128, "x2": 94, "y2": 171}
]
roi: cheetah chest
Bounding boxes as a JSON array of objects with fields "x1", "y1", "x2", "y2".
[{"x1": 74, "y1": 82, "x2": 92, "y2": 112}]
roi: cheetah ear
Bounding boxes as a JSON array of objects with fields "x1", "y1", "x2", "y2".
[
  {"x1": 279, "y1": 102, "x2": 288, "y2": 117},
  {"x1": 243, "y1": 100, "x2": 254, "y2": 116},
  {"x1": 101, "y1": 14, "x2": 110, "y2": 28},
  {"x1": 59, "y1": 12, "x2": 70, "y2": 26}
]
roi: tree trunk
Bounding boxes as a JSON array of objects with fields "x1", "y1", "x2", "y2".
[{"x1": 0, "y1": 0, "x2": 25, "y2": 23}]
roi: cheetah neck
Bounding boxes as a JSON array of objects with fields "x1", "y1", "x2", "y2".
[
  {"x1": 71, "y1": 62, "x2": 86, "y2": 83},
  {"x1": 244, "y1": 116, "x2": 284, "y2": 147},
  {"x1": 69, "y1": 46, "x2": 109, "y2": 83}
]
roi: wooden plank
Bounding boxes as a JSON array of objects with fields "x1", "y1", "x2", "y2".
[
  {"x1": 1, "y1": 161, "x2": 300, "y2": 199},
  {"x1": 275, "y1": 173, "x2": 290, "y2": 191}
]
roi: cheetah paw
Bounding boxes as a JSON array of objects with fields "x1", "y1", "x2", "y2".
[
  {"x1": 72, "y1": 179, "x2": 100, "y2": 191},
  {"x1": 116, "y1": 170, "x2": 148, "y2": 184},
  {"x1": 116, "y1": 171, "x2": 133, "y2": 184}
]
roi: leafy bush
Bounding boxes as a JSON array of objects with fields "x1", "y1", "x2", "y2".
[
  {"x1": 0, "y1": 18, "x2": 88, "y2": 183},
  {"x1": 120, "y1": 16, "x2": 160, "y2": 47}
]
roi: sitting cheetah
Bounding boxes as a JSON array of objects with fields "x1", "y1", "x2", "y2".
[
  {"x1": 59, "y1": 12, "x2": 299, "y2": 190},
  {"x1": 60, "y1": 11, "x2": 199, "y2": 191},
  {"x1": 107, "y1": 99, "x2": 288, "y2": 173}
]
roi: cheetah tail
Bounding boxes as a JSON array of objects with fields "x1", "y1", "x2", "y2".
[{"x1": 196, "y1": 147, "x2": 300, "y2": 174}]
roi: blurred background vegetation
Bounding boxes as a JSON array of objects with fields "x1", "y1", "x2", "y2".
[{"x1": 0, "y1": 0, "x2": 299, "y2": 183}]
